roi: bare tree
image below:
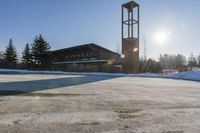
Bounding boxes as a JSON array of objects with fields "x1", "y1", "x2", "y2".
[
  {"x1": 197, "y1": 54, "x2": 200, "y2": 67},
  {"x1": 143, "y1": 36, "x2": 147, "y2": 60},
  {"x1": 188, "y1": 53, "x2": 197, "y2": 69},
  {"x1": 115, "y1": 43, "x2": 121, "y2": 54}
]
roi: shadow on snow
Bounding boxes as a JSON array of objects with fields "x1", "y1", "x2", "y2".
[{"x1": 0, "y1": 74, "x2": 120, "y2": 96}]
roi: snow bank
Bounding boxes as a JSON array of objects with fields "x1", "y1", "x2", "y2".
[
  {"x1": 167, "y1": 70, "x2": 200, "y2": 81},
  {"x1": 0, "y1": 69, "x2": 162, "y2": 77},
  {"x1": 0, "y1": 69, "x2": 67, "y2": 75},
  {"x1": 0, "y1": 69, "x2": 199, "y2": 82},
  {"x1": 0, "y1": 69, "x2": 126, "y2": 76},
  {"x1": 130, "y1": 73, "x2": 163, "y2": 78}
]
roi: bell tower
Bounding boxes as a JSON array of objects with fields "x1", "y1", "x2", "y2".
[{"x1": 122, "y1": 1, "x2": 140, "y2": 73}]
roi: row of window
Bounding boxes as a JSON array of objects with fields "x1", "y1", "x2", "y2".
[{"x1": 54, "y1": 52, "x2": 99, "y2": 61}]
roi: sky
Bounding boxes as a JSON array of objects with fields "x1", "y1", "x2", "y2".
[{"x1": 0, "y1": 0, "x2": 200, "y2": 59}]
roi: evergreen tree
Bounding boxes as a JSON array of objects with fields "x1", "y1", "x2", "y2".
[
  {"x1": 0, "y1": 51, "x2": 5, "y2": 68},
  {"x1": 4, "y1": 39, "x2": 18, "y2": 67},
  {"x1": 31, "y1": 34, "x2": 51, "y2": 69},
  {"x1": 0, "y1": 51, "x2": 4, "y2": 60},
  {"x1": 22, "y1": 43, "x2": 32, "y2": 69}
]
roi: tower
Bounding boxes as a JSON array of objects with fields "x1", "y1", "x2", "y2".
[{"x1": 122, "y1": 1, "x2": 140, "y2": 73}]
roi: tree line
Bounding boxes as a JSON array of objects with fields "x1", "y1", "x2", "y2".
[
  {"x1": 0, "y1": 35, "x2": 199, "y2": 73},
  {"x1": 140, "y1": 53, "x2": 200, "y2": 73},
  {"x1": 0, "y1": 34, "x2": 51, "y2": 70},
  {"x1": 159, "y1": 53, "x2": 200, "y2": 71}
]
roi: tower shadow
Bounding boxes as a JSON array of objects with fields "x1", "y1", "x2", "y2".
[{"x1": 0, "y1": 74, "x2": 120, "y2": 96}]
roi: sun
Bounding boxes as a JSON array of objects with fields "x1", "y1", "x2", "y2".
[{"x1": 153, "y1": 30, "x2": 170, "y2": 44}]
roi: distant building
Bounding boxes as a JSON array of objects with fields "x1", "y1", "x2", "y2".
[{"x1": 50, "y1": 43, "x2": 122, "y2": 72}]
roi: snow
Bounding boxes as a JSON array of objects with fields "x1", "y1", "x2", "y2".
[
  {"x1": 0, "y1": 69, "x2": 68, "y2": 75},
  {"x1": 0, "y1": 69, "x2": 199, "y2": 82},
  {"x1": 166, "y1": 70, "x2": 200, "y2": 81},
  {"x1": 0, "y1": 74, "x2": 200, "y2": 132}
]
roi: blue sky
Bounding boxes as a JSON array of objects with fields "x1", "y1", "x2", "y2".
[{"x1": 0, "y1": 0, "x2": 200, "y2": 59}]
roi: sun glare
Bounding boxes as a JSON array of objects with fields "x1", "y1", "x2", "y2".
[{"x1": 154, "y1": 30, "x2": 170, "y2": 44}]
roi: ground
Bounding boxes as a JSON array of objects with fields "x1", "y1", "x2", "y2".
[{"x1": 0, "y1": 74, "x2": 200, "y2": 133}]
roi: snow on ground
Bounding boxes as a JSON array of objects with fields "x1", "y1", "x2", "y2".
[
  {"x1": 0, "y1": 70, "x2": 199, "y2": 132},
  {"x1": 0, "y1": 69, "x2": 199, "y2": 81},
  {"x1": 0, "y1": 74, "x2": 200, "y2": 132},
  {"x1": 0, "y1": 69, "x2": 67, "y2": 75},
  {"x1": 166, "y1": 70, "x2": 200, "y2": 81}
]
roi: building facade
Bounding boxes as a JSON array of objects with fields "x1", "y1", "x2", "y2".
[{"x1": 50, "y1": 43, "x2": 121, "y2": 72}]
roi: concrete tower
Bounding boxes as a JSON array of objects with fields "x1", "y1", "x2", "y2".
[{"x1": 122, "y1": 1, "x2": 140, "y2": 73}]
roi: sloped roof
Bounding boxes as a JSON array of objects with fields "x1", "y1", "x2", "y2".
[{"x1": 51, "y1": 43, "x2": 119, "y2": 56}]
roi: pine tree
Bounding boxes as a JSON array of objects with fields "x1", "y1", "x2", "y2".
[
  {"x1": 4, "y1": 39, "x2": 18, "y2": 67},
  {"x1": 22, "y1": 43, "x2": 32, "y2": 69},
  {"x1": 31, "y1": 34, "x2": 51, "y2": 69},
  {"x1": 0, "y1": 51, "x2": 4, "y2": 60}
]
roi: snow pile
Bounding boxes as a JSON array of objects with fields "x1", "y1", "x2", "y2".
[
  {"x1": 0, "y1": 69, "x2": 67, "y2": 75},
  {"x1": 0, "y1": 69, "x2": 126, "y2": 76},
  {"x1": 0, "y1": 69, "x2": 162, "y2": 77},
  {"x1": 167, "y1": 70, "x2": 200, "y2": 81},
  {"x1": 130, "y1": 73, "x2": 163, "y2": 78},
  {"x1": 0, "y1": 69, "x2": 199, "y2": 82}
]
